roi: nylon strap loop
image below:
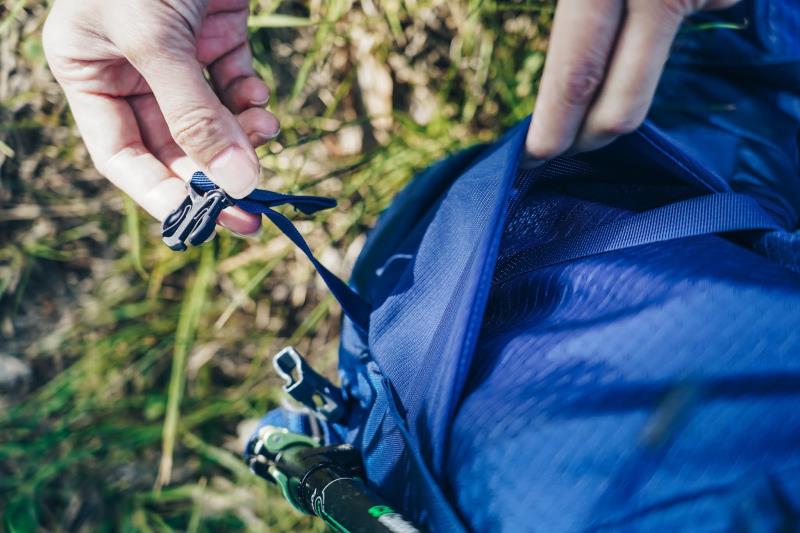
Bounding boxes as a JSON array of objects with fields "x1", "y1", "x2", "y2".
[{"x1": 191, "y1": 172, "x2": 371, "y2": 334}]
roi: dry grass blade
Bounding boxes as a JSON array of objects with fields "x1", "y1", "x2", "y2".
[
  {"x1": 157, "y1": 245, "x2": 215, "y2": 489},
  {"x1": 124, "y1": 195, "x2": 148, "y2": 280},
  {"x1": 248, "y1": 14, "x2": 314, "y2": 28}
]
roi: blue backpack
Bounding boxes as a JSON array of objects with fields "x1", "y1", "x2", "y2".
[{"x1": 237, "y1": 2, "x2": 800, "y2": 530}]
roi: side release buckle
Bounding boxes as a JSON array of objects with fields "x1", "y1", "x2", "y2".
[
  {"x1": 161, "y1": 185, "x2": 232, "y2": 251},
  {"x1": 273, "y1": 346, "x2": 345, "y2": 421}
]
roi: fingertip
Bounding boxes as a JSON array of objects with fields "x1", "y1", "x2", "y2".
[
  {"x1": 518, "y1": 155, "x2": 546, "y2": 171},
  {"x1": 237, "y1": 108, "x2": 280, "y2": 148},
  {"x1": 224, "y1": 76, "x2": 270, "y2": 113},
  {"x1": 248, "y1": 132, "x2": 268, "y2": 148},
  {"x1": 219, "y1": 207, "x2": 262, "y2": 236},
  {"x1": 207, "y1": 145, "x2": 259, "y2": 199},
  {"x1": 525, "y1": 124, "x2": 568, "y2": 161},
  {"x1": 570, "y1": 133, "x2": 616, "y2": 156},
  {"x1": 227, "y1": 178, "x2": 258, "y2": 200},
  {"x1": 246, "y1": 79, "x2": 270, "y2": 107}
]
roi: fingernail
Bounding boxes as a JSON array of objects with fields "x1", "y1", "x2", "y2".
[
  {"x1": 518, "y1": 157, "x2": 545, "y2": 170},
  {"x1": 248, "y1": 126, "x2": 281, "y2": 148},
  {"x1": 260, "y1": 126, "x2": 281, "y2": 140},
  {"x1": 229, "y1": 225, "x2": 263, "y2": 239},
  {"x1": 208, "y1": 146, "x2": 259, "y2": 199},
  {"x1": 250, "y1": 96, "x2": 269, "y2": 106}
]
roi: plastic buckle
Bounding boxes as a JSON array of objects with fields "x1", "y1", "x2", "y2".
[
  {"x1": 161, "y1": 185, "x2": 232, "y2": 251},
  {"x1": 273, "y1": 346, "x2": 345, "y2": 421}
]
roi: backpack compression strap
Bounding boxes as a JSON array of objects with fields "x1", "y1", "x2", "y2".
[
  {"x1": 188, "y1": 171, "x2": 372, "y2": 333},
  {"x1": 494, "y1": 192, "x2": 784, "y2": 286}
]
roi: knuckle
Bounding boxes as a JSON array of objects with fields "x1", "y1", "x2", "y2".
[
  {"x1": 560, "y1": 59, "x2": 606, "y2": 107},
  {"x1": 526, "y1": 137, "x2": 570, "y2": 160},
  {"x1": 593, "y1": 108, "x2": 645, "y2": 137},
  {"x1": 704, "y1": 0, "x2": 740, "y2": 8},
  {"x1": 660, "y1": 0, "x2": 700, "y2": 18},
  {"x1": 170, "y1": 108, "x2": 227, "y2": 156},
  {"x1": 96, "y1": 142, "x2": 144, "y2": 180}
]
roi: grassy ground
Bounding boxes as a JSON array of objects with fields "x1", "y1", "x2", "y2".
[{"x1": 0, "y1": 1, "x2": 551, "y2": 531}]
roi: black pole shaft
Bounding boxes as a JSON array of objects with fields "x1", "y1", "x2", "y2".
[{"x1": 298, "y1": 464, "x2": 422, "y2": 533}]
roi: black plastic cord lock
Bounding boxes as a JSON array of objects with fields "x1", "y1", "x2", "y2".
[{"x1": 161, "y1": 185, "x2": 232, "y2": 251}]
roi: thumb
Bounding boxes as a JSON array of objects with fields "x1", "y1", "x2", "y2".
[{"x1": 138, "y1": 54, "x2": 259, "y2": 199}]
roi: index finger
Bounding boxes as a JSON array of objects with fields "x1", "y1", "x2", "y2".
[
  {"x1": 526, "y1": 0, "x2": 624, "y2": 160},
  {"x1": 65, "y1": 88, "x2": 189, "y2": 221}
]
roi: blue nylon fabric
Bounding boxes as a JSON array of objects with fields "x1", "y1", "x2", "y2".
[
  {"x1": 247, "y1": 1, "x2": 800, "y2": 529},
  {"x1": 332, "y1": 87, "x2": 800, "y2": 532},
  {"x1": 335, "y1": 114, "x2": 800, "y2": 529},
  {"x1": 494, "y1": 192, "x2": 781, "y2": 284},
  {"x1": 189, "y1": 172, "x2": 372, "y2": 333},
  {"x1": 650, "y1": 0, "x2": 800, "y2": 227},
  {"x1": 366, "y1": 118, "x2": 530, "y2": 479},
  {"x1": 447, "y1": 162, "x2": 800, "y2": 530}
]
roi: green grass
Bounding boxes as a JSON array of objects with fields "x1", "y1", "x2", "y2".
[{"x1": 0, "y1": 1, "x2": 551, "y2": 531}]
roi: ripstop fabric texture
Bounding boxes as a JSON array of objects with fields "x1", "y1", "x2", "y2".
[{"x1": 248, "y1": 1, "x2": 800, "y2": 530}]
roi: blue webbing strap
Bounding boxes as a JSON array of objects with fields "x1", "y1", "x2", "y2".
[
  {"x1": 494, "y1": 192, "x2": 783, "y2": 286},
  {"x1": 190, "y1": 172, "x2": 372, "y2": 333}
]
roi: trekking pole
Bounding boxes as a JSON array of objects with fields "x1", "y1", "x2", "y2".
[{"x1": 246, "y1": 425, "x2": 422, "y2": 533}]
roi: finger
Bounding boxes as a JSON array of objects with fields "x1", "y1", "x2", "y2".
[
  {"x1": 572, "y1": 0, "x2": 686, "y2": 153},
  {"x1": 192, "y1": 106, "x2": 273, "y2": 234},
  {"x1": 209, "y1": 42, "x2": 270, "y2": 113},
  {"x1": 64, "y1": 89, "x2": 186, "y2": 221},
  {"x1": 127, "y1": 93, "x2": 197, "y2": 183},
  {"x1": 129, "y1": 94, "x2": 264, "y2": 235},
  {"x1": 130, "y1": 93, "x2": 278, "y2": 166},
  {"x1": 210, "y1": 107, "x2": 273, "y2": 234},
  {"x1": 237, "y1": 107, "x2": 280, "y2": 147},
  {"x1": 196, "y1": 7, "x2": 250, "y2": 65},
  {"x1": 138, "y1": 111, "x2": 276, "y2": 176},
  {"x1": 128, "y1": 93, "x2": 178, "y2": 161},
  {"x1": 222, "y1": 75, "x2": 271, "y2": 115},
  {"x1": 130, "y1": 51, "x2": 260, "y2": 199},
  {"x1": 218, "y1": 206, "x2": 262, "y2": 236},
  {"x1": 199, "y1": 7, "x2": 270, "y2": 113},
  {"x1": 526, "y1": 0, "x2": 624, "y2": 159}
]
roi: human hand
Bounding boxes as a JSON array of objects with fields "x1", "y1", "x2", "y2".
[
  {"x1": 526, "y1": 0, "x2": 740, "y2": 160},
  {"x1": 43, "y1": 0, "x2": 279, "y2": 235}
]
